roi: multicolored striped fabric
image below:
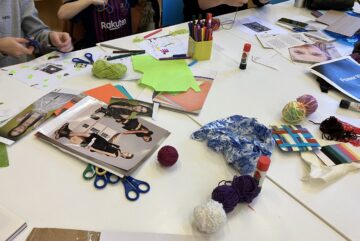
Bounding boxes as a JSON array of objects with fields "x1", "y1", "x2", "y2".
[
  {"x1": 271, "y1": 125, "x2": 320, "y2": 152},
  {"x1": 320, "y1": 143, "x2": 360, "y2": 166}
]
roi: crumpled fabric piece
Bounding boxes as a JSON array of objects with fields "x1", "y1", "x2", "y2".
[
  {"x1": 191, "y1": 115, "x2": 274, "y2": 175},
  {"x1": 300, "y1": 152, "x2": 360, "y2": 182}
]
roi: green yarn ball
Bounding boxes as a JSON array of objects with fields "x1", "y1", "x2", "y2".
[
  {"x1": 282, "y1": 101, "x2": 306, "y2": 124},
  {"x1": 92, "y1": 59, "x2": 127, "y2": 80}
]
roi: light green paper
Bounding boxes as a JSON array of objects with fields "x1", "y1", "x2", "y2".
[
  {"x1": 0, "y1": 143, "x2": 9, "y2": 167},
  {"x1": 132, "y1": 55, "x2": 200, "y2": 92}
]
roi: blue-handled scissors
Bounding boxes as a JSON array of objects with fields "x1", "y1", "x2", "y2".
[
  {"x1": 82, "y1": 164, "x2": 120, "y2": 189},
  {"x1": 72, "y1": 53, "x2": 94, "y2": 65},
  {"x1": 121, "y1": 175, "x2": 150, "y2": 201}
]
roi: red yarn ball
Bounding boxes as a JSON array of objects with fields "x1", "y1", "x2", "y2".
[{"x1": 157, "y1": 145, "x2": 178, "y2": 167}]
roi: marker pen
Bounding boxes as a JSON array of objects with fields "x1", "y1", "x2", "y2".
[
  {"x1": 239, "y1": 43, "x2": 251, "y2": 70},
  {"x1": 340, "y1": 99, "x2": 360, "y2": 113}
]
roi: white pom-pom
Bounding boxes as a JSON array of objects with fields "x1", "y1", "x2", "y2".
[{"x1": 193, "y1": 200, "x2": 227, "y2": 233}]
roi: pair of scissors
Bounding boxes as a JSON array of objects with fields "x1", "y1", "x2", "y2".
[
  {"x1": 120, "y1": 175, "x2": 150, "y2": 201},
  {"x1": 72, "y1": 53, "x2": 94, "y2": 65},
  {"x1": 83, "y1": 164, "x2": 120, "y2": 189}
]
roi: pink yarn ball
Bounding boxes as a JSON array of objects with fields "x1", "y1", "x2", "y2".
[
  {"x1": 296, "y1": 94, "x2": 318, "y2": 116},
  {"x1": 157, "y1": 145, "x2": 178, "y2": 167}
]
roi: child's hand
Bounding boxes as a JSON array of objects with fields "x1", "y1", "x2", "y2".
[
  {"x1": 49, "y1": 31, "x2": 73, "y2": 53},
  {"x1": 222, "y1": 0, "x2": 248, "y2": 7},
  {"x1": 0, "y1": 37, "x2": 34, "y2": 57}
]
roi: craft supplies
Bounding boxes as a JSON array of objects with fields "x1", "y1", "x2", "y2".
[
  {"x1": 72, "y1": 53, "x2": 94, "y2": 65},
  {"x1": 253, "y1": 156, "x2": 271, "y2": 190},
  {"x1": 282, "y1": 101, "x2": 306, "y2": 124},
  {"x1": 157, "y1": 145, "x2": 178, "y2": 167},
  {"x1": 187, "y1": 14, "x2": 214, "y2": 61},
  {"x1": 271, "y1": 125, "x2": 320, "y2": 152},
  {"x1": 193, "y1": 175, "x2": 260, "y2": 233},
  {"x1": 340, "y1": 99, "x2": 360, "y2": 113},
  {"x1": 106, "y1": 52, "x2": 143, "y2": 61},
  {"x1": 296, "y1": 94, "x2": 318, "y2": 115},
  {"x1": 239, "y1": 43, "x2": 251, "y2": 70},
  {"x1": 143, "y1": 28, "x2": 162, "y2": 39},
  {"x1": 92, "y1": 59, "x2": 127, "y2": 80},
  {"x1": 193, "y1": 200, "x2": 226, "y2": 234},
  {"x1": 191, "y1": 115, "x2": 274, "y2": 175},
  {"x1": 316, "y1": 116, "x2": 360, "y2": 146}
]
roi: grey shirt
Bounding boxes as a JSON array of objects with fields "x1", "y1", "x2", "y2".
[{"x1": 0, "y1": 0, "x2": 52, "y2": 67}]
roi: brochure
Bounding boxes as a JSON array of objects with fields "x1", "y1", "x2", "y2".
[
  {"x1": 310, "y1": 56, "x2": 360, "y2": 101},
  {"x1": 36, "y1": 96, "x2": 169, "y2": 176}
]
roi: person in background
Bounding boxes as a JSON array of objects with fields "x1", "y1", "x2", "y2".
[
  {"x1": 0, "y1": 0, "x2": 73, "y2": 68},
  {"x1": 183, "y1": 0, "x2": 271, "y2": 21},
  {"x1": 58, "y1": 0, "x2": 159, "y2": 49}
]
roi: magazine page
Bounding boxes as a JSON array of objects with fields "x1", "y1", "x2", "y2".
[
  {"x1": 37, "y1": 97, "x2": 169, "y2": 176},
  {"x1": 0, "y1": 89, "x2": 78, "y2": 145},
  {"x1": 289, "y1": 42, "x2": 341, "y2": 64},
  {"x1": 310, "y1": 56, "x2": 360, "y2": 102}
]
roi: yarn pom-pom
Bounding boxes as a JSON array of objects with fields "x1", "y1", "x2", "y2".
[
  {"x1": 296, "y1": 94, "x2": 318, "y2": 116},
  {"x1": 232, "y1": 175, "x2": 260, "y2": 203},
  {"x1": 282, "y1": 101, "x2": 306, "y2": 124},
  {"x1": 193, "y1": 200, "x2": 227, "y2": 234},
  {"x1": 157, "y1": 145, "x2": 179, "y2": 167},
  {"x1": 211, "y1": 182, "x2": 240, "y2": 213},
  {"x1": 92, "y1": 59, "x2": 127, "y2": 80}
]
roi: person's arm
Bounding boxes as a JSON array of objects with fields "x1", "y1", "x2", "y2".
[
  {"x1": 20, "y1": 0, "x2": 73, "y2": 53},
  {"x1": 198, "y1": 0, "x2": 248, "y2": 9},
  {"x1": 57, "y1": 0, "x2": 106, "y2": 20}
]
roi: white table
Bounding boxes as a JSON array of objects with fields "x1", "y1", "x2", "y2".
[{"x1": 0, "y1": 1, "x2": 357, "y2": 240}]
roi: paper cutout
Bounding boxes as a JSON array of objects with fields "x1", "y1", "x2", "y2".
[
  {"x1": 132, "y1": 55, "x2": 199, "y2": 92},
  {"x1": 3, "y1": 49, "x2": 104, "y2": 91},
  {"x1": 271, "y1": 125, "x2": 320, "y2": 152}
]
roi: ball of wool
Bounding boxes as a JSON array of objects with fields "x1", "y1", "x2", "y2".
[
  {"x1": 157, "y1": 145, "x2": 178, "y2": 167},
  {"x1": 211, "y1": 183, "x2": 240, "y2": 213},
  {"x1": 92, "y1": 59, "x2": 127, "y2": 80},
  {"x1": 282, "y1": 101, "x2": 306, "y2": 124},
  {"x1": 193, "y1": 200, "x2": 227, "y2": 234},
  {"x1": 232, "y1": 175, "x2": 260, "y2": 203},
  {"x1": 296, "y1": 94, "x2": 318, "y2": 116}
]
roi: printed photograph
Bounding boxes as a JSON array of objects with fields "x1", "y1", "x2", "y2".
[
  {"x1": 289, "y1": 42, "x2": 341, "y2": 63},
  {"x1": 243, "y1": 22, "x2": 271, "y2": 33},
  {"x1": 40, "y1": 98, "x2": 169, "y2": 173},
  {"x1": 108, "y1": 97, "x2": 154, "y2": 120},
  {"x1": 0, "y1": 91, "x2": 77, "y2": 145}
]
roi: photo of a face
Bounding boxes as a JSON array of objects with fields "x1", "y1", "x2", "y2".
[
  {"x1": 243, "y1": 22, "x2": 271, "y2": 32},
  {"x1": 289, "y1": 44, "x2": 329, "y2": 63}
]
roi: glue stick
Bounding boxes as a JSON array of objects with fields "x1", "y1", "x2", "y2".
[
  {"x1": 339, "y1": 99, "x2": 360, "y2": 113},
  {"x1": 239, "y1": 43, "x2": 251, "y2": 70},
  {"x1": 253, "y1": 156, "x2": 271, "y2": 191}
]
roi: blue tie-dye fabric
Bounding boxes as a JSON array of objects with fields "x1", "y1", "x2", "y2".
[{"x1": 191, "y1": 115, "x2": 275, "y2": 174}]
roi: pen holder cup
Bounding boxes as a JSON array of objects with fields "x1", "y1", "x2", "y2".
[{"x1": 187, "y1": 37, "x2": 213, "y2": 61}]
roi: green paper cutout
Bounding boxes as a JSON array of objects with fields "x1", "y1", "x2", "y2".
[
  {"x1": 132, "y1": 55, "x2": 200, "y2": 92},
  {"x1": 0, "y1": 143, "x2": 9, "y2": 168},
  {"x1": 27, "y1": 74, "x2": 33, "y2": 79},
  {"x1": 9, "y1": 70, "x2": 16, "y2": 75}
]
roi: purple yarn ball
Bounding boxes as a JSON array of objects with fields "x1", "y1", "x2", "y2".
[
  {"x1": 296, "y1": 94, "x2": 318, "y2": 116},
  {"x1": 211, "y1": 182, "x2": 240, "y2": 213},
  {"x1": 232, "y1": 175, "x2": 260, "y2": 203}
]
